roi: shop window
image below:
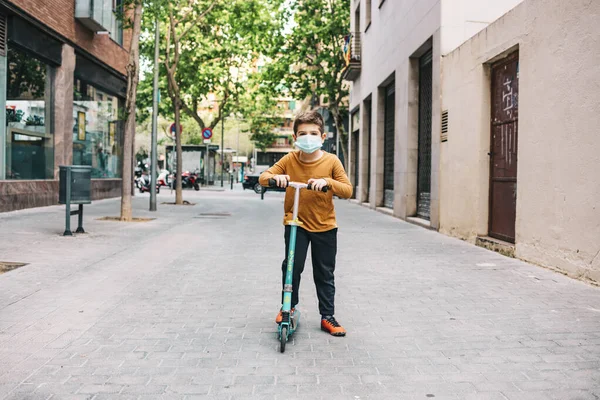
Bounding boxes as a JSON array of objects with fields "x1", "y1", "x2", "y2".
[
  {"x1": 5, "y1": 47, "x2": 54, "y2": 180},
  {"x1": 73, "y1": 78, "x2": 123, "y2": 178}
]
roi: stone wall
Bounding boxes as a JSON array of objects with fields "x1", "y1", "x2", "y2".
[
  {"x1": 0, "y1": 179, "x2": 122, "y2": 213},
  {"x1": 440, "y1": 0, "x2": 600, "y2": 282}
]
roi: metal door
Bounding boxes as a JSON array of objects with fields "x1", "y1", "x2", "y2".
[
  {"x1": 417, "y1": 50, "x2": 433, "y2": 220},
  {"x1": 367, "y1": 101, "x2": 372, "y2": 201},
  {"x1": 489, "y1": 52, "x2": 519, "y2": 243},
  {"x1": 383, "y1": 83, "x2": 395, "y2": 208},
  {"x1": 352, "y1": 130, "x2": 359, "y2": 198}
]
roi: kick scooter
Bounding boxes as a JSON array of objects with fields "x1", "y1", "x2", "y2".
[{"x1": 267, "y1": 178, "x2": 328, "y2": 353}]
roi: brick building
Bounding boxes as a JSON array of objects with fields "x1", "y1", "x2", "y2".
[{"x1": 0, "y1": 0, "x2": 129, "y2": 212}]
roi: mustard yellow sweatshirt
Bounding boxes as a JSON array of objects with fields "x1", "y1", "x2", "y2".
[{"x1": 258, "y1": 151, "x2": 353, "y2": 232}]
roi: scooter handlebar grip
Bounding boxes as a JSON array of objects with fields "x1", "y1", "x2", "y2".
[
  {"x1": 307, "y1": 183, "x2": 328, "y2": 193},
  {"x1": 267, "y1": 178, "x2": 289, "y2": 188}
]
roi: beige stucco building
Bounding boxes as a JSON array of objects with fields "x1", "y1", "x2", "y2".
[
  {"x1": 440, "y1": 0, "x2": 600, "y2": 282},
  {"x1": 346, "y1": 0, "x2": 524, "y2": 229},
  {"x1": 346, "y1": 0, "x2": 600, "y2": 284}
]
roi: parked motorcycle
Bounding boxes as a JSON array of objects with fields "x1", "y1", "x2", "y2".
[
  {"x1": 170, "y1": 169, "x2": 200, "y2": 191},
  {"x1": 157, "y1": 169, "x2": 170, "y2": 187},
  {"x1": 138, "y1": 172, "x2": 160, "y2": 194},
  {"x1": 134, "y1": 166, "x2": 143, "y2": 189}
]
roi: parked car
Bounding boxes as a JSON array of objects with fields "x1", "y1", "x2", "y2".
[{"x1": 242, "y1": 165, "x2": 286, "y2": 194}]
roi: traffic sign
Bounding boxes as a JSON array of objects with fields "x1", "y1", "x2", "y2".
[
  {"x1": 202, "y1": 127, "x2": 213, "y2": 140},
  {"x1": 170, "y1": 123, "x2": 182, "y2": 137}
]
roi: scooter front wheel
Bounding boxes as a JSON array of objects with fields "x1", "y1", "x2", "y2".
[{"x1": 279, "y1": 326, "x2": 287, "y2": 353}]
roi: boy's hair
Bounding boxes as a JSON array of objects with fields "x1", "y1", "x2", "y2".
[{"x1": 293, "y1": 110, "x2": 324, "y2": 135}]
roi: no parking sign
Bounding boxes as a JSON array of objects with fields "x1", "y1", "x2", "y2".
[{"x1": 202, "y1": 128, "x2": 213, "y2": 140}]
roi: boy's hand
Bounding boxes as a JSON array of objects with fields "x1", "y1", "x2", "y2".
[
  {"x1": 308, "y1": 178, "x2": 328, "y2": 191},
  {"x1": 273, "y1": 174, "x2": 290, "y2": 188}
]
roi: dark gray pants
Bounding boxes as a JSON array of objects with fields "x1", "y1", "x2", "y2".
[{"x1": 282, "y1": 226, "x2": 338, "y2": 316}]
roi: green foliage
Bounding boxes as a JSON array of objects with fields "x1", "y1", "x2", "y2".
[
  {"x1": 6, "y1": 48, "x2": 47, "y2": 100},
  {"x1": 261, "y1": 0, "x2": 351, "y2": 157},
  {"x1": 137, "y1": 0, "x2": 286, "y2": 132}
]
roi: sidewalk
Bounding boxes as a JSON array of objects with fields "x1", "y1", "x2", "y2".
[{"x1": 0, "y1": 189, "x2": 599, "y2": 400}]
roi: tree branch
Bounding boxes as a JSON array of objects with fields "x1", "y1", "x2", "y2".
[
  {"x1": 181, "y1": 99, "x2": 207, "y2": 130},
  {"x1": 180, "y1": 0, "x2": 218, "y2": 41}
]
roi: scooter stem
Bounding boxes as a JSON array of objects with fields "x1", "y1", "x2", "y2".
[
  {"x1": 292, "y1": 185, "x2": 301, "y2": 221},
  {"x1": 282, "y1": 185, "x2": 304, "y2": 314}
]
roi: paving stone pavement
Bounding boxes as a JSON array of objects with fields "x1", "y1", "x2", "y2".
[{"x1": 0, "y1": 187, "x2": 599, "y2": 400}]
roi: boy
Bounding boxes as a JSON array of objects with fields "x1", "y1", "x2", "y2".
[{"x1": 259, "y1": 111, "x2": 353, "y2": 336}]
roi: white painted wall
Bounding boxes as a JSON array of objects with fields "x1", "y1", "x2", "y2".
[
  {"x1": 440, "y1": 0, "x2": 600, "y2": 282},
  {"x1": 348, "y1": 0, "x2": 526, "y2": 228},
  {"x1": 350, "y1": 0, "x2": 441, "y2": 109},
  {"x1": 349, "y1": 0, "x2": 442, "y2": 223}
]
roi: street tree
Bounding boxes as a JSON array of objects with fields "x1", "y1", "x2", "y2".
[
  {"x1": 119, "y1": 0, "x2": 144, "y2": 221},
  {"x1": 139, "y1": 0, "x2": 285, "y2": 204},
  {"x1": 237, "y1": 77, "x2": 285, "y2": 152},
  {"x1": 161, "y1": 0, "x2": 217, "y2": 204},
  {"x1": 266, "y1": 0, "x2": 351, "y2": 162}
]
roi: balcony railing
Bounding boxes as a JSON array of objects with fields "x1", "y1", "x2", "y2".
[{"x1": 342, "y1": 32, "x2": 361, "y2": 81}]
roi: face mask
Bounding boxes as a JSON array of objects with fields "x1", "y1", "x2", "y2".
[{"x1": 295, "y1": 135, "x2": 323, "y2": 154}]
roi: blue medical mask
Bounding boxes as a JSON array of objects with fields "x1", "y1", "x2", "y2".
[{"x1": 295, "y1": 135, "x2": 323, "y2": 154}]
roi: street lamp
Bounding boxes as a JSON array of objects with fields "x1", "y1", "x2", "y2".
[
  {"x1": 221, "y1": 116, "x2": 224, "y2": 187},
  {"x1": 150, "y1": 14, "x2": 160, "y2": 211}
]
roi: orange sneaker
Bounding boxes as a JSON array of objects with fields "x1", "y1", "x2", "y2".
[
  {"x1": 321, "y1": 316, "x2": 346, "y2": 336},
  {"x1": 275, "y1": 308, "x2": 295, "y2": 324}
]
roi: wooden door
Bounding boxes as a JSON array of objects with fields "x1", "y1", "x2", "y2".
[{"x1": 489, "y1": 52, "x2": 519, "y2": 243}]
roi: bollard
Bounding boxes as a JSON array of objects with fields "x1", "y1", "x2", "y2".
[
  {"x1": 76, "y1": 204, "x2": 85, "y2": 233},
  {"x1": 230, "y1": 174, "x2": 233, "y2": 190},
  {"x1": 64, "y1": 167, "x2": 73, "y2": 236},
  {"x1": 59, "y1": 165, "x2": 91, "y2": 236}
]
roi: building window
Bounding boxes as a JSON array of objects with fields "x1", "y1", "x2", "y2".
[
  {"x1": 73, "y1": 79, "x2": 123, "y2": 178},
  {"x1": 111, "y1": 0, "x2": 124, "y2": 46},
  {"x1": 365, "y1": 0, "x2": 372, "y2": 30},
  {"x1": 5, "y1": 47, "x2": 54, "y2": 180},
  {"x1": 274, "y1": 137, "x2": 288, "y2": 148}
]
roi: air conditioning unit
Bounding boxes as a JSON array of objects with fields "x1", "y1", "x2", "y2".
[{"x1": 75, "y1": 0, "x2": 112, "y2": 33}]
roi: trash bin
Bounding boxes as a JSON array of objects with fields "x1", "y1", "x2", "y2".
[{"x1": 59, "y1": 166, "x2": 92, "y2": 236}]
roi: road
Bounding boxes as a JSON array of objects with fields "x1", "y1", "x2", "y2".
[{"x1": 0, "y1": 186, "x2": 599, "y2": 399}]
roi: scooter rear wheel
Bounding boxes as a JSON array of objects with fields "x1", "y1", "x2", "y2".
[{"x1": 280, "y1": 326, "x2": 287, "y2": 353}]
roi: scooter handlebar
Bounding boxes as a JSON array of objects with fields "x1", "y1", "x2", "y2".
[
  {"x1": 269, "y1": 178, "x2": 290, "y2": 188},
  {"x1": 267, "y1": 179, "x2": 328, "y2": 193},
  {"x1": 307, "y1": 183, "x2": 328, "y2": 193}
]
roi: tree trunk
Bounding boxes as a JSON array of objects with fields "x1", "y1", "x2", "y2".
[
  {"x1": 120, "y1": 1, "x2": 143, "y2": 221},
  {"x1": 174, "y1": 93, "x2": 183, "y2": 205}
]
